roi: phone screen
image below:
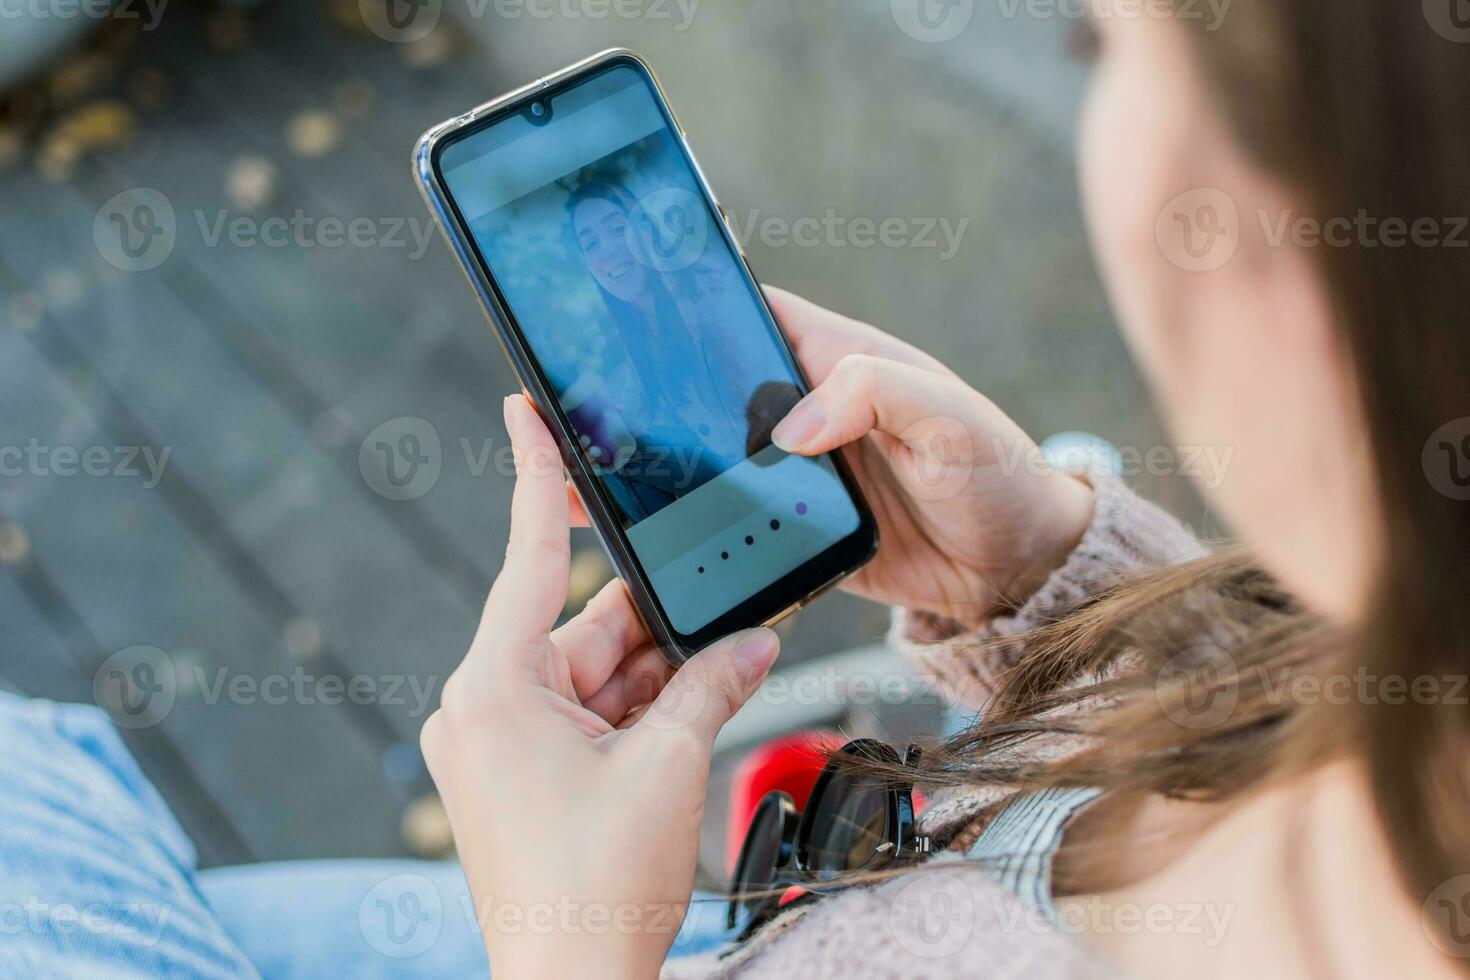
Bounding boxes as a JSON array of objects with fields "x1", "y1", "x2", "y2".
[{"x1": 434, "y1": 59, "x2": 869, "y2": 641}]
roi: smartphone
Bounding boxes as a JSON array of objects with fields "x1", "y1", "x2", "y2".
[{"x1": 414, "y1": 49, "x2": 877, "y2": 664}]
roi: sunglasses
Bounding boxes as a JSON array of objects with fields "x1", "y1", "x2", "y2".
[{"x1": 726, "y1": 739, "x2": 932, "y2": 935}]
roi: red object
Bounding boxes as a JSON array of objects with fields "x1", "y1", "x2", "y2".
[
  {"x1": 778, "y1": 885, "x2": 807, "y2": 907},
  {"x1": 725, "y1": 731, "x2": 846, "y2": 873}
]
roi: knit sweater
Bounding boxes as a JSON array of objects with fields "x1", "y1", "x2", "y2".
[{"x1": 662, "y1": 471, "x2": 1207, "y2": 979}]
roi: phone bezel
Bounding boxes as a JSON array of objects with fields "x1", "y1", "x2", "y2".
[{"x1": 414, "y1": 48, "x2": 877, "y2": 662}]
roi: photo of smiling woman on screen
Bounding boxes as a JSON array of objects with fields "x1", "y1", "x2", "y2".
[{"x1": 565, "y1": 176, "x2": 794, "y2": 523}]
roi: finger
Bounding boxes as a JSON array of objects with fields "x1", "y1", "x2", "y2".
[
  {"x1": 771, "y1": 354, "x2": 982, "y2": 464},
  {"x1": 633, "y1": 628, "x2": 780, "y2": 749},
  {"x1": 764, "y1": 285, "x2": 954, "y2": 383},
  {"x1": 582, "y1": 644, "x2": 675, "y2": 727},
  {"x1": 566, "y1": 481, "x2": 591, "y2": 528},
  {"x1": 470, "y1": 395, "x2": 571, "y2": 662},
  {"x1": 550, "y1": 579, "x2": 652, "y2": 702}
]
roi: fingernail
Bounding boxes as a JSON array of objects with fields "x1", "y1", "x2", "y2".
[
  {"x1": 733, "y1": 628, "x2": 779, "y2": 673},
  {"x1": 772, "y1": 396, "x2": 825, "y2": 452}
]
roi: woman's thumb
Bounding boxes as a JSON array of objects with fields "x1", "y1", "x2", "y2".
[
  {"x1": 771, "y1": 354, "x2": 966, "y2": 457},
  {"x1": 636, "y1": 629, "x2": 780, "y2": 747}
]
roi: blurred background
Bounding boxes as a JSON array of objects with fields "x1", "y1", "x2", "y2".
[{"x1": 0, "y1": 0, "x2": 1211, "y2": 882}]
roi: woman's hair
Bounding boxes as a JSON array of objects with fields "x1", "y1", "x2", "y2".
[{"x1": 860, "y1": 0, "x2": 1470, "y2": 948}]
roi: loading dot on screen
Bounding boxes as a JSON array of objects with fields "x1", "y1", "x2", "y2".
[
  {"x1": 722, "y1": 551, "x2": 730, "y2": 560},
  {"x1": 770, "y1": 519, "x2": 781, "y2": 531},
  {"x1": 745, "y1": 535, "x2": 755, "y2": 546},
  {"x1": 796, "y1": 502, "x2": 808, "y2": 516},
  {"x1": 698, "y1": 566, "x2": 704, "y2": 574}
]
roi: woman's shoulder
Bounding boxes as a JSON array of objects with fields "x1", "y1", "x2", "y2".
[{"x1": 663, "y1": 860, "x2": 1117, "y2": 980}]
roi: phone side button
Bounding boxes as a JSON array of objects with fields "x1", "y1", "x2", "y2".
[{"x1": 719, "y1": 206, "x2": 745, "y2": 256}]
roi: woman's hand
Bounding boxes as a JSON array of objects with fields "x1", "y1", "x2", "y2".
[
  {"x1": 761, "y1": 287, "x2": 1096, "y2": 628},
  {"x1": 422, "y1": 396, "x2": 780, "y2": 980}
]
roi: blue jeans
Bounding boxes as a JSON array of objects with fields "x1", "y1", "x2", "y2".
[{"x1": 0, "y1": 693, "x2": 735, "y2": 977}]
